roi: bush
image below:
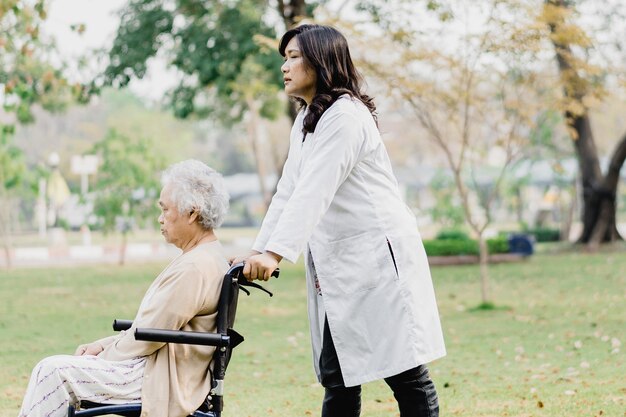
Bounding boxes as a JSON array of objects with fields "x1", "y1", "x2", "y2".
[
  {"x1": 435, "y1": 229, "x2": 471, "y2": 241},
  {"x1": 488, "y1": 237, "x2": 510, "y2": 254},
  {"x1": 499, "y1": 228, "x2": 561, "y2": 243},
  {"x1": 424, "y1": 239, "x2": 478, "y2": 256},
  {"x1": 525, "y1": 227, "x2": 561, "y2": 242},
  {"x1": 423, "y1": 237, "x2": 509, "y2": 256}
]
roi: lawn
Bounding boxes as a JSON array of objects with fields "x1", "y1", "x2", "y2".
[{"x1": 0, "y1": 250, "x2": 624, "y2": 417}]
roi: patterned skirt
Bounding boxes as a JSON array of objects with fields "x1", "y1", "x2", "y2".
[{"x1": 18, "y1": 355, "x2": 146, "y2": 417}]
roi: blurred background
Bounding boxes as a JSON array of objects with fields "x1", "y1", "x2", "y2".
[{"x1": 1, "y1": 0, "x2": 625, "y2": 269}]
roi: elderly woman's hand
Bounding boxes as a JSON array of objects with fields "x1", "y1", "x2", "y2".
[
  {"x1": 74, "y1": 342, "x2": 104, "y2": 356},
  {"x1": 243, "y1": 252, "x2": 282, "y2": 281}
]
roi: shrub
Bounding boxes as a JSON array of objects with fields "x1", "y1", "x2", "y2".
[
  {"x1": 435, "y1": 229, "x2": 471, "y2": 241},
  {"x1": 423, "y1": 237, "x2": 509, "y2": 256},
  {"x1": 526, "y1": 227, "x2": 561, "y2": 242},
  {"x1": 424, "y1": 239, "x2": 478, "y2": 256},
  {"x1": 488, "y1": 237, "x2": 510, "y2": 254}
]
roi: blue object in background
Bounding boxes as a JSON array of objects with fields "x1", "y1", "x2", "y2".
[{"x1": 508, "y1": 234, "x2": 535, "y2": 256}]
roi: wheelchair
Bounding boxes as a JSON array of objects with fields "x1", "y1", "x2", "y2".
[{"x1": 68, "y1": 262, "x2": 277, "y2": 417}]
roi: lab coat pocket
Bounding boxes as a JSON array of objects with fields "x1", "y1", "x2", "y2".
[{"x1": 316, "y1": 232, "x2": 387, "y2": 294}]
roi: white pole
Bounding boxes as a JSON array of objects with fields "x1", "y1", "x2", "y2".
[
  {"x1": 81, "y1": 173, "x2": 88, "y2": 195},
  {"x1": 38, "y1": 178, "x2": 47, "y2": 238}
]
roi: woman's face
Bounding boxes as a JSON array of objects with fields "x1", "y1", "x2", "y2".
[
  {"x1": 158, "y1": 184, "x2": 192, "y2": 249},
  {"x1": 281, "y1": 36, "x2": 317, "y2": 105}
]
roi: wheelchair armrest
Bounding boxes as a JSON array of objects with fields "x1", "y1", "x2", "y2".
[
  {"x1": 112, "y1": 319, "x2": 133, "y2": 331},
  {"x1": 134, "y1": 328, "x2": 231, "y2": 347}
]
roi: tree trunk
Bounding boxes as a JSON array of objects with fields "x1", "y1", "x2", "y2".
[
  {"x1": 546, "y1": 0, "x2": 624, "y2": 246},
  {"x1": 581, "y1": 133, "x2": 626, "y2": 245},
  {"x1": 0, "y1": 192, "x2": 13, "y2": 269},
  {"x1": 270, "y1": 1, "x2": 309, "y2": 199},
  {"x1": 477, "y1": 235, "x2": 490, "y2": 305},
  {"x1": 1, "y1": 235, "x2": 12, "y2": 269},
  {"x1": 119, "y1": 232, "x2": 127, "y2": 266},
  {"x1": 245, "y1": 96, "x2": 272, "y2": 209},
  {"x1": 559, "y1": 184, "x2": 576, "y2": 242}
]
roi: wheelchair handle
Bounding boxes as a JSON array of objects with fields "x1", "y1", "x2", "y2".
[
  {"x1": 113, "y1": 319, "x2": 133, "y2": 331},
  {"x1": 228, "y1": 261, "x2": 279, "y2": 297},
  {"x1": 227, "y1": 261, "x2": 280, "y2": 278}
]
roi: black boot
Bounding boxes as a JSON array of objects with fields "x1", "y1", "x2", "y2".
[{"x1": 384, "y1": 365, "x2": 439, "y2": 417}]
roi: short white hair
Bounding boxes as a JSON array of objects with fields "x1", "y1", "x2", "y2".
[{"x1": 161, "y1": 159, "x2": 229, "y2": 230}]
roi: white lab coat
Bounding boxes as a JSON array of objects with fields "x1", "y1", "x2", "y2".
[{"x1": 253, "y1": 96, "x2": 446, "y2": 387}]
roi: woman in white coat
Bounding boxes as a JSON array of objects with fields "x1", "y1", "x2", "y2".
[{"x1": 238, "y1": 24, "x2": 446, "y2": 417}]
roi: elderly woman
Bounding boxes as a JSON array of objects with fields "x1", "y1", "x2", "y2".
[{"x1": 18, "y1": 159, "x2": 230, "y2": 417}]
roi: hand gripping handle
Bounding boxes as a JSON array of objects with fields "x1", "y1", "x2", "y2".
[{"x1": 228, "y1": 262, "x2": 279, "y2": 297}]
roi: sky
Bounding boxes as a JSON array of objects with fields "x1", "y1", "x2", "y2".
[{"x1": 43, "y1": 0, "x2": 177, "y2": 101}]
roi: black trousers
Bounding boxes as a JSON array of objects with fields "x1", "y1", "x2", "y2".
[{"x1": 319, "y1": 319, "x2": 439, "y2": 417}]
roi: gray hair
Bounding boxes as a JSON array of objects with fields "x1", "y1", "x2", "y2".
[{"x1": 161, "y1": 159, "x2": 229, "y2": 230}]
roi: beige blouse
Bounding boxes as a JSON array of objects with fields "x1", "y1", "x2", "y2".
[{"x1": 96, "y1": 240, "x2": 229, "y2": 417}]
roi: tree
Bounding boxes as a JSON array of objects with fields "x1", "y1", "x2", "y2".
[
  {"x1": 0, "y1": 1, "x2": 82, "y2": 127},
  {"x1": 100, "y1": 0, "x2": 283, "y2": 175},
  {"x1": 99, "y1": 0, "x2": 316, "y2": 207},
  {"x1": 358, "y1": 0, "x2": 626, "y2": 250},
  {"x1": 349, "y1": 0, "x2": 548, "y2": 307},
  {"x1": 542, "y1": 0, "x2": 626, "y2": 247},
  {"x1": 230, "y1": 55, "x2": 284, "y2": 206},
  {"x1": 428, "y1": 170, "x2": 465, "y2": 230},
  {"x1": 349, "y1": 0, "x2": 626, "y2": 304},
  {"x1": 1, "y1": 0, "x2": 86, "y2": 265},
  {"x1": 91, "y1": 129, "x2": 164, "y2": 265},
  {"x1": 0, "y1": 130, "x2": 26, "y2": 268}
]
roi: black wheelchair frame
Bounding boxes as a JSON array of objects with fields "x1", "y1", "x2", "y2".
[{"x1": 67, "y1": 262, "x2": 276, "y2": 417}]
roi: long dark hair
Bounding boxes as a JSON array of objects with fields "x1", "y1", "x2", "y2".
[{"x1": 279, "y1": 24, "x2": 377, "y2": 136}]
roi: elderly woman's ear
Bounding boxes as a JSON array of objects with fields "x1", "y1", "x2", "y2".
[{"x1": 188, "y1": 209, "x2": 199, "y2": 224}]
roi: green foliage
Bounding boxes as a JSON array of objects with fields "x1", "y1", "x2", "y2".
[
  {"x1": 0, "y1": 131, "x2": 26, "y2": 191},
  {"x1": 435, "y1": 228, "x2": 470, "y2": 241},
  {"x1": 423, "y1": 237, "x2": 509, "y2": 257},
  {"x1": 103, "y1": 0, "x2": 283, "y2": 124},
  {"x1": 1, "y1": 1, "x2": 92, "y2": 248},
  {"x1": 524, "y1": 227, "x2": 562, "y2": 242},
  {"x1": 428, "y1": 170, "x2": 465, "y2": 229},
  {"x1": 528, "y1": 110, "x2": 563, "y2": 151},
  {"x1": 1, "y1": 0, "x2": 90, "y2": 132},
  {"x1": 487, "y1": 237, "x2": 510, "y2": 254},
  {"x1": 100, "y1": 89, "x2": 197, "y2": 165},
  {"x1": 0, "y1": 130, "x2": 29, "y2": 257},
  {"x1": 230, "y1": 55, "x2": 284, "y2": 122},
  {"x1": 91, "y1": 129, "x2": 164, "y2": 234}
]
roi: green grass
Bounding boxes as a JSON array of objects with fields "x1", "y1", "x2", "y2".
[{"x1": 1, "y1": 251, "x2": 625, "y2": 417}]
